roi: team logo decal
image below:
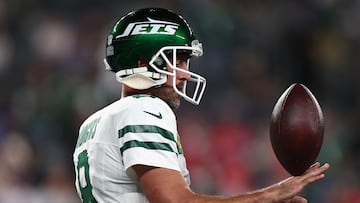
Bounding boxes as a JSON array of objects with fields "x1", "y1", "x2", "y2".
[
  {"x1": 177, "y1": 134, "x2": 183, "y2": 154},
  {"x1": 116, "y1": 17, "x2": 180, "y2": 38}
]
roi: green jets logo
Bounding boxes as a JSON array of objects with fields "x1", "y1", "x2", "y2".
[{"x1": 115, "y1": 17, "x2": 179, "y2": 38}]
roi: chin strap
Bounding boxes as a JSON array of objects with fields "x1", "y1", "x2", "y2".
[
  {"x1": 115, "y1": 67, "x2": 167, "y2": 90},
  {"x1": 115, "y1": 67, "x2": 164, "y2": 79}
]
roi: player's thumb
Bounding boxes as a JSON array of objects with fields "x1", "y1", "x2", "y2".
[{"x1": 289, "y1": 196, "x2": 307, "y2": 203}]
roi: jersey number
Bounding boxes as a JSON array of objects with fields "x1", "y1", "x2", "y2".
[{"x1": 76, "y1": 150, "x2": 97, "y2": 203}]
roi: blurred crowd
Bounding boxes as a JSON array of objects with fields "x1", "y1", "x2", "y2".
[{"x1": 0, "y1": 0, "x2": 360, "y2": 202}]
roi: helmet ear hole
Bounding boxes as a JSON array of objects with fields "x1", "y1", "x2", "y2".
[{"x1": 153, "y1": 56, "x2": 166, "y2": 70}]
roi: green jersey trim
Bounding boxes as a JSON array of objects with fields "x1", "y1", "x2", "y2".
[
  {"x1": 120, "y1": 140, "x2": 174, "y2": 155},
  {"x1": 118, "y1": 125, "x2": 176, "y2": 142},
  {"x1": 131, "y1": 94, "x2": 156, "y2": 99},
  {"x1": 118, "y1": 125, "x2": 184, "y2": 154}
]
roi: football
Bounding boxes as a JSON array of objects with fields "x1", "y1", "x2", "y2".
[{"x1": 270, "y1": 83, "x2": 324, "y2": 176}]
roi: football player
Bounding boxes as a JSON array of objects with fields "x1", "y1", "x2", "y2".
[{"x1": 73, "y1": 7, "x2": 329, "y2": 203}]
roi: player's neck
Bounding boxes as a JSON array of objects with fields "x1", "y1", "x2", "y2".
[{"x1": 121, "y1": 85, "x2": 153, "y2": 98}]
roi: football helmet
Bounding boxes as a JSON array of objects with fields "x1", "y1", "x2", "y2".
[{"x1": 104, "y1": 8, "x2": 206, "y2": 105}]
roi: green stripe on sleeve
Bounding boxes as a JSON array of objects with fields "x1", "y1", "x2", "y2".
[
  {"x1": 118, "y1": 125, "x2": 180, "y2": 155},
  {"x1": 120, "y1": 140, "x2": 174, "y2": 155},
  {"x1": 118, "y1": 125, "x2": 176, "y2": 143}
]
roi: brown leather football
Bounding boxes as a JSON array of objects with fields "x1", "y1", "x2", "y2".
[{"x1": 270, "y1": 83, "x2": 324, "y2": 176}]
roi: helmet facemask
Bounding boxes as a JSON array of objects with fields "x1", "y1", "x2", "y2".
[{"x1": 149, "y1": 40, "x2": 206, "y2": 105}]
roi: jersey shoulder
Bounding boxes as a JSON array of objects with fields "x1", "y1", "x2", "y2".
[
  {"x1": 119, "y1": 94, "x2": 171, "y2": 111},
  {"x1": 111, "y1": 95, "x2": 176, "y2": 123},
  {"x1": 81, "y1": 94, "x2": 172, "y2": 120},
  {"x1": 76, "y1": 94, "x2": 177, "y2": 148}
]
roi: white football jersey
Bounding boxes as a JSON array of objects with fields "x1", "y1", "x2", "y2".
[{"x1": 73, "y1": 95, "x2": 190, "y2": 203}]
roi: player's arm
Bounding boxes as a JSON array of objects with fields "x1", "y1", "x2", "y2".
[{"x1": 134, "y1": 162, "x2": 329, "y2": 203}]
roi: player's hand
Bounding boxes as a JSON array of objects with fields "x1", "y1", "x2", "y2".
[
  {"x1": 274, "y1": 162, "x2": 330, "y2": 202},
  {"x1": 285, "y1": 196, "x2": 307, "y2": 203}
]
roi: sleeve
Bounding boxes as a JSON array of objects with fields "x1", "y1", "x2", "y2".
[{"x1": 116, "y1": 97, "x2": 180, "y2": 179}]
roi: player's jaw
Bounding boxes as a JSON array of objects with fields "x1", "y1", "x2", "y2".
[
  {"x1": 151, "y1": 80, "x2": 184, "y2": 110},
  {"x1": 152, "y1": 59, "x2": 189, "y2": 110}
]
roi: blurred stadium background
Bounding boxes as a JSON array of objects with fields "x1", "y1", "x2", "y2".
[{"x1": 0, "y1": 0, "x2": 359, "y2": 202}]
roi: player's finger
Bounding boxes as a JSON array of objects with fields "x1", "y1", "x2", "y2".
[
  {"x1": 302, "y1": 163, "x2": 329, "y2": 183},
  {"x1": 303, "y1": 162, "x2": 320, "y2": 174},
  {"x1": 303, "y1": 162, "x2": 329, "y2": 176},
  {"x1": 290, "y1": 196, "x2": 308, "y2": 203},
  {"x1": 304, "y1": 173, "x2": 325, "y2": 184},
  {"x1": 309, "y1": 162, "x2": 320, "y2": 168},
  {"x1": 310, "y1": 163, "x2": 330, "y2": 175}
]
